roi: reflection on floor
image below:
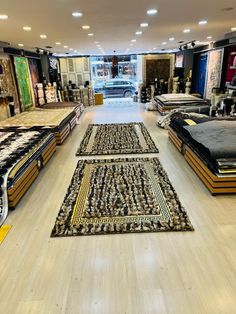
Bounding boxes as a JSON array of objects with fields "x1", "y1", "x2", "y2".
[{"x1": 0, "y1": 99, "x2": 236, "y2": 314}]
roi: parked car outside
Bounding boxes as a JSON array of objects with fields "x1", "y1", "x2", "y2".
[{"x1": 94, "y1": 79, "x2": 136, "y2": 98}]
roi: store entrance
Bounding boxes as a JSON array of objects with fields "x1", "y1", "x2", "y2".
[{"x1": 91, "y1": 55, "x2": 138, "y2": 99}]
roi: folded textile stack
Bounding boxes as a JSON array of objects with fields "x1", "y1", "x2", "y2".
[
  {"x1": 155, "y1": 93, "x2": 209, "y2": 115},
  {"x1": 0, "y1": 130, "x2": 54, "y2": 226}
]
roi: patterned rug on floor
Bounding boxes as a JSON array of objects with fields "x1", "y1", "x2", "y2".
[
  {"x1": 51, "y1": 158, "x2": 193, "y2": 237},
  {"x1": 76, "y1": 122, "x2": 159, "y2": 156}
]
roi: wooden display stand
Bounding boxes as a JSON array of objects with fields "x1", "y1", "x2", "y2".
[
  {"x1": 169, "y1": 127, "x2": 236, "y2": 194},
  {"x1": 95, "y1": 93, "x2": 104, "y2": 105}
]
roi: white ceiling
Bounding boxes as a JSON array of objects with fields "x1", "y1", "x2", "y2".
[{"x1": 0, "y1": 0, "x2": 235, "y2": 55}]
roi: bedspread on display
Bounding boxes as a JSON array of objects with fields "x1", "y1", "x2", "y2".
[
  {"x1": 184, "y1": 121, "x2": 236, "y2": 160},
  {"x1": 155, "y1": 93, "x2": 208, "y2": 106},
  {"x1": 170, "y1": 113, "x2": 236, "y2": 174},
  {"x1": 0, "y1": 108, "x2": 75, "y2": 128},
  {"x1": 0, "y1": 130, "x2": 52, "y2": 226}
]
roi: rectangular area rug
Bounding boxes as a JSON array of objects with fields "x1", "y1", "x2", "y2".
[
  {"x1": 76, "y1": 122, "x2": 159, "y2": 156},
  {"x1": 51, "y1": 158, "x2": 193, "y2": 237}
]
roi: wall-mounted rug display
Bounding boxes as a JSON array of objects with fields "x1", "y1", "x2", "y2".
[
  {"x1": 205, "y1": 49, "x2": 223, "y2": 99},
  {"x1": 225, "y1": 45, "x2": 236, "y2": 85},
  {"x1": 14, "y1": 57, "x2": 34, "y2": 111},
  {"x1": 59, "y1": 57, "x2": 91, "y2": 87},
  {"x1": 76, "y1": 122, "x2": 159, "y2": 156},
  {"x1": 175, "y1": 52, "x2": 184, "y2": 68},
  {"x1": 142, "y1": 54, "x2": 175, "y2": 86},
  {"x1": 51, "y1": 157, "x2": 193, "y2": 237},
  {"x1": 193, "y1": 53, "x2": 208, "y2": 97},
  {"x1": 0, "y1": 54, "x2": 19, "y2": 110},
  {"x1": 28, "y1": 58, "x2": 42, "y2": 105}
]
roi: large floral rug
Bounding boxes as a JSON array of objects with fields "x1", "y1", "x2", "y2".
[
  {"x1": 76, "y1": 123, "x2": 159, "y2": 156},
  {"x1": 51, "y1": 158, "x2": 193, "y2": 237}
]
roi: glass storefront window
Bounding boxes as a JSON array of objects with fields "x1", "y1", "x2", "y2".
[{"x1": 90, "y1": 55, "x2": 138, "y2": 98}]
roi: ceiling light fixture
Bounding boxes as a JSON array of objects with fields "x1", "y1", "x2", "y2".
[
  {"x1": 130, "y1": 44, "x2": 133, "y2": 46},
  {"x1": 136, "y1": 31, "x2": 142, "y2": 35},
  {"x1": 199, "y1": 20, "x2": 208, "y2": 25},
  {"x1": 82, "y1": 25, "x2": 90, "y2": 30},
  {"x1": 23, "y1": 26, "x2": 31, "y2": 31},
  {"x1": 55, "y1": 42, "x2": 61, "y2": 45},
  {"x1": 63, "y1": 45, "x2": 68, "y2": 48},
  {"x1": 131, "y1": 39, "x2": 136, "y2": 42},
  {"x1": 18, "y1": 43, "x2": 24, "y2": 47},
  {"x1": 0, "y1": 14, "x2": 8, "y2": 20},
  {"x1": 169, "y1": 37, "x2": 175, "y2": 41},
  {"x1": 140, "y1": 23, "x2": 149, "y2": 28},
  {"x1": 94, "y1": 41, "x2": 99, "y2": 44},
  {"x1": 147, "y1": 9, "x2": 158, "y2": 15},
  {"x1": 72, "y1": 12, "x2": 83, "y2": 17},
  {"x1": 162, "y1": 42, "x2": 167, "y2": 45},
  {"x1": 69, "y1": 48, "x2": 73, "y2": 51},
  {"x1": 88, "y1": 33, "x2": 94, "y2": 36},
  {"x1": 40, "y1": 34, "x2": 47, "y2": 39},
  {"x1": 183, "y1": 29, "x2": 190, "y2": 33},
  {"x1": 207, "y1": 36, "x2": 212, "y2": 39},
  {"x1": 231, "y1": 27, "x2": 236, "y2": 31}
]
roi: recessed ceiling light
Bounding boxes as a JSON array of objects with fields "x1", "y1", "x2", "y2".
[
  {"x1": 40, "y1": 34, "x2": 47, "y2": 39},
  {"x1": 140, "y1": 23, "x2": 149, "y2": 28},
  {"x1": 82, "y1": 25, "x2": 90, "y2": 30},
  {"x1": 207, "y1": 36, "x2": 212, "y2": 39},
  {"x1": 183, "y1": 29, "x2": 191, "y2": 33},
  {"x1": 88, "y1": 33, "x2": 94, "y2": 36},
  {"x1": 94, "y1": 41, "x2": 99, "y2": 44},
  {"x1": 63, "y1": 45, "x2": 68, "y2": 48},
  {"x1": 74, "y1": 50, "x2": 78, "y2": 52},
  {"x1": 199, "y1": 20, "x2": 208, "y2": 25},
  {"x1": 18, "y1": 43, "x2": 24, "y2": 47},
  {"x1": 162, "y1": 42, "x2": 167, "y2": 45},
  {"x1": 147, "y1": 9, "x2": 158, "y2": 15},
  {"x1": 136, "y1": 31, "x2": 142, "y2": 35},
  {"x1": 69, "y1": 48, "x2": 73, "y2": 51},
  {"x1": 72, "y1": 12, "x2": 83, "y2": 17},
  {"x1": 169, "y1": 37, "x2": 175, "y2": 41},
  {"x1": 55, "y1": 42, "x2": 61, "y2": 45},
  {"x1": 23, "y1": 26, "x2": 31, "y2": 31},
  {"x1": 231, "y1": 27, "x2": 236, "y2": 31},
  {"x1": 153, "y1": 47, "x2": 157, "y2": 50},
  {"x1": 131, "y1": 39, "x2": 136, "y2": 42},
  {"x1": 0, "y1": 14, "x2": 8, "y2": 20}
]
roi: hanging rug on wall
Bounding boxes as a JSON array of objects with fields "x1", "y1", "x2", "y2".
[
  {"x1": 76, "y1": 122, "x2": 159, "y2": 156},
  {"x1": 51, "y1": 158, "x2": 193, "y2": 237}
]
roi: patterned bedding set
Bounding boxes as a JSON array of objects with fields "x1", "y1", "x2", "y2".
[
  {"x1": 169, "y1": 113, "x2": 236, "y2": 176},
  {"x1": 0, "y1": 130, "x2": 55, "y2": 226},
  {"x1": 155, "y1": 93, "x2": 209, "y2": 114}
]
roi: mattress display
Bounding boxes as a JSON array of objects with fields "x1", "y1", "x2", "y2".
[
  {"x1": 0, "y1": 108, "x2": 77, "y2": 145},
  {"x1": 0, "y1": 130, "x2": 56, "y2": 226},
  {"x1": 169, "y1": 113, "x2": 236, "y2": 194},
  {"x1": 155, "y1": 93, "x2": 208, "y2": 114}
]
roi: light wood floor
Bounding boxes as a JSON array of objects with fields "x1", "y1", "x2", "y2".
[{"x1": 1, "y1": 99, "x2": 236, "y2": 314}]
